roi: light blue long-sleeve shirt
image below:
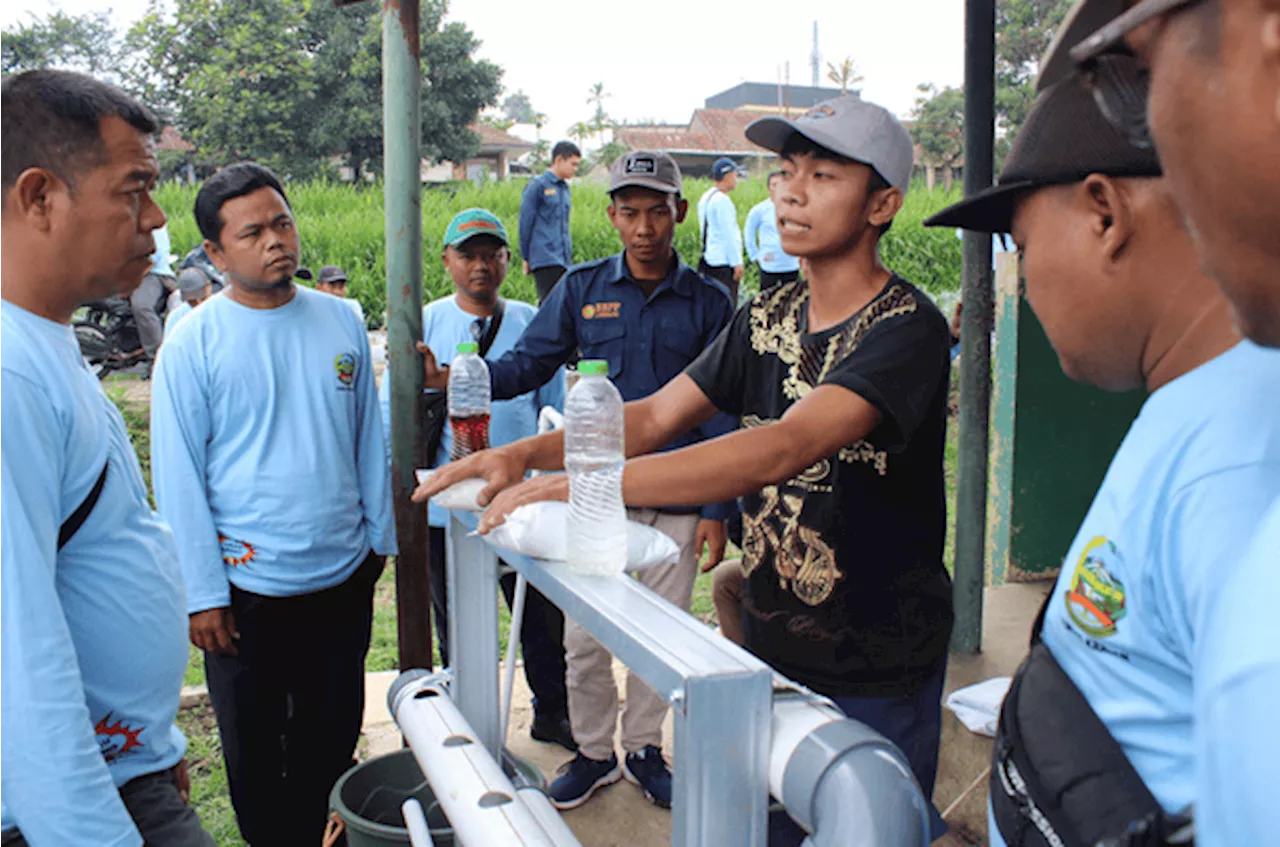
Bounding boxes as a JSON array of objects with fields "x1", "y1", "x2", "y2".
[
  {"x1": 1, "y1": 302, "x2": 188, "y2": 846},
  {"x1": 743, "y1": 199, "x2": 799, "y2": 274},
  {"x1": 697, "y1": 187, "x2": 743, "y2": 268},
  {"x1": 151, "y1": 286, "x2": 397, "y2": 614},
  {"x1": 1195, "y1": 495, "x2": 1280, "y2": 846},
  {"x1": 379, "y1": 295, "x2": 563, "y2": 528}
]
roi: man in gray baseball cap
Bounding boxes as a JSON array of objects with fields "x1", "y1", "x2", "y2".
[
  {"x1": 746, "y1": 94, "x2": 915, "y2": 193},
  {"x1": 415, "y1": 109, "x2": 956, "y2": 837}
]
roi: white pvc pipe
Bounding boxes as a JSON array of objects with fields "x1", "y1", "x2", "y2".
[
  {"x1": 500, "y1": 573, "x2": 529, "y2": 745},
  {"x1": 393, "y1": 681, "x2": 580, "y2": 847},
  {"x1": 402, "y1": 798, "x2": 435, "y2": 847}
]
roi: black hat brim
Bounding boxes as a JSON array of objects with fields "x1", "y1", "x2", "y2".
[{"x1": 922, "y1": 180, "x2": 1039, "y2": 234}]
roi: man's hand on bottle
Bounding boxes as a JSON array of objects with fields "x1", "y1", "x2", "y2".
[
  {"x1": 417, "y1": 342, "x2": 449, "y2": 391},
  {"x1": 412, "y1": 444, "x2": 527, "y2": 513}
]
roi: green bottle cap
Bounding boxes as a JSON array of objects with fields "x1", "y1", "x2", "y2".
[
  {"x1": 457, "y1": 342, "x2": 479, "y2": 354},
  {"x1": 577, "y1": 360, "x2": 608, "y2": 376}
]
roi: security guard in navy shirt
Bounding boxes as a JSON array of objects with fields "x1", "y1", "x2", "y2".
[
  {"x1": 519, "y1": 140, "x2": 580, "y2": 303},
  {"x1": 421, "y1": 150, "x2": 736, "y2": 811}
]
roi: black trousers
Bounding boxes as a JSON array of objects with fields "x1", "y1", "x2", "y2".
[
  {"x1": 1, "y1": 769, "x2": 215, "y2": 847},
  {"x1": 428, "y1": 527, "x2": 569, "y2": 722},
  {"x1": 697, "y1": 260, "x2": 739, "y2": 305},
  {"x1": 760, "y1": 269, "x2": 800, "y2": 291},
  {"x1": 532, "y1": 265, "x2": 567, "y2": 305},
  {"x1": 204, "y1": 552, "x2": 384, "y2": 847}
]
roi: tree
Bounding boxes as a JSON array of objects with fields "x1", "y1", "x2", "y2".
[
  {"x1": 502, "y1": 89, "x2": 535, "y2": 124},
  {"x1": 585, "y1": 81, "x2": 613, "y2": 147},
  {"x1": 126, "y1": 0, "x2": 316, "y2": 177},
  {"x1": 996, "y1": 0, "x2": 1072, "y2": 157},
  {"x1": 825, "y1": 57, "x2": 863, "y2": 95},
  {"x1": 910, "y1": 84, "x2": 965, "y2": 190},
  {"x1": 910, "y1": 0, "x2": 1071, "y2": 174},
  {"x1": 2, "y1": 10, "x2": 121, "y2": 78},
  {"x1": 298, "y1": 1, "x2": 385, "y2": 180},
  {"x1": 127, "y1": 0, "x2": 501, "y2": 180}
]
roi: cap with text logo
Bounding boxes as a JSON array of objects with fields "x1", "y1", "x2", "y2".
[
  {"x1": 745, "y1": 94, "x2": 915, "y2": 193},
  {"x1": 609, "y1": 150, "x2": 683, "y2": 195},
  {"x1": 443, "y1": 208, "x2": 510, "y2": 249}
]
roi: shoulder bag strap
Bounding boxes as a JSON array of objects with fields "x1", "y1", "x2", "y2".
[
  {"x1": 479, "y1": 298, "x2": 505, "y2": 358},
  {"x1": 58, "y1": 462, "x2": 108, "y2": 551}
]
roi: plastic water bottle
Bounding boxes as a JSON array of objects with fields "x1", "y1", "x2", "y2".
[
  {"x1": 565, "y1": 359, "x2": 627, "y2": 575},
  {"x1": 448, "y1": 341, "x2": 491, "y2": 461}
]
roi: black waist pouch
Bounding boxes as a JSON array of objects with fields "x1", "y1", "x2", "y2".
[{"x1": 990, "y1": 624, "x2": 1193, "y2": 847}]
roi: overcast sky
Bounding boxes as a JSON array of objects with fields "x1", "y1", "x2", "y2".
[{"x1": 4, "y1": 0, "x2": 967, "y2": 143}]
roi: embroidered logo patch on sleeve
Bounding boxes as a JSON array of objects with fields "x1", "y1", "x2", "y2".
[
  {"x1": 1065, "y1": 536, "x2": 1127, "y2": 638},
  {"x1": 334, "y1": 352, "x2": 356, "y2": 390}
]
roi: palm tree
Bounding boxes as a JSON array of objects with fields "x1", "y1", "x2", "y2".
[{"x1": 826, "y1": 57, "x2": 864, "y2": 94}]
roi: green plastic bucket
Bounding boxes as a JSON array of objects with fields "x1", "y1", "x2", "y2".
[{"x1": 330, "y1": 748, "x2": 547, "y2": 846}]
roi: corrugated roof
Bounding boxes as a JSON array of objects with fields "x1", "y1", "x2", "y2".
[
  {"x1": 156, "y1": 125, "x2": 194, "y2": 153},
  {"x1": 617, "y1": 108, "x2": 777, "y2": 156},
  {"x1": 469, "y1": 123, "x2": 534, "y2": 152}
]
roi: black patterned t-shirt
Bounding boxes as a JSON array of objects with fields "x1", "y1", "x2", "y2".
[{"x1": 686, "y1": 276, "x2": 954, "y2": 697}]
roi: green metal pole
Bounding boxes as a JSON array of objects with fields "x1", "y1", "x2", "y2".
[
  {"x1": 953, "y1": 0, "x2": 996, "y2": 654},
  {"x1": 383, "y1": 0, "x2": 430, "y2": 669}
]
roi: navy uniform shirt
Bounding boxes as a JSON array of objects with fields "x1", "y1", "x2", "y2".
[
  {"x1": 488, "y1": 252, "x2": 737, "y2": 519},
  {"x1": 519, "y1": 170, "x2": 572, "y2": 271}
]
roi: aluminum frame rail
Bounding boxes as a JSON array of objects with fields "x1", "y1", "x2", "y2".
[{"x1": 446, "y1": 510, "x2": 774, "y2": 846}]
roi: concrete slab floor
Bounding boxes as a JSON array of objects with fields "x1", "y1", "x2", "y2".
[{"x1": 360, "y1": 581, "x2": 1052, "y2": 847}]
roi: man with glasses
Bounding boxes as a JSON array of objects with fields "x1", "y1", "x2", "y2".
[
  {"x1": 1040, "y1": 4, "x2": 1280, "y2": 844},
  {"x1": 1041, "y1": 0, "x2": 1280, "y2": 348},
  {"x1": 379, "y1": 208, "x2": 576, "y2": 752}
]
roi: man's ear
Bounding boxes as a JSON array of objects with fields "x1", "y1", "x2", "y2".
[
  {"x1": 605, "y1": 202, "x2": 619, "y2": 229},
  {"x1": 203, "y1": 238, "x2": 228, "y2": 273},
  {"x1": 8, "y1": 168, "x2": 64, "y2": 233},
  {"x1": 866, "y1": 186, "x2": 903, "y2": 229},
  {"x1": 1079, "y1": 173, "x2": 1136, "y2": 263},
  {"x1": 675, "y1": 197, "x2": 689, "y2": 224}
]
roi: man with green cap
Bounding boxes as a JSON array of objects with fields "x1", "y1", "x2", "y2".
[
  {"x1": 379, "y1": 208, "x2": 574, "y2": 751},
  {"x1": 924, "y1": 59, "x2": 1280, "y2": 847}
]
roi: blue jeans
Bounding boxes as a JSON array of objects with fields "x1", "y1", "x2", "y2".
[{"x1": 768, "y1": 662, "x2": 949, "y2": 845}]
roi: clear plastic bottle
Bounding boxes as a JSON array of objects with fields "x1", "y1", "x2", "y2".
[
  {"x1": 448, "y1": 341, "x2": 491, "y2": 460},
  {"x1": 565, "y1": 359, "x2": 627, "y2": 575}
]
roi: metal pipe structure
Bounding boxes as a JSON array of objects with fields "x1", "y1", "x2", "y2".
[
  {"x1": 953, "y1": 0, "x2": 998, "y2": 653},
  {"x1": 389, "y1": 670, "x2": 582, "y2": 847},
  {"x1": 437, "y1": 509, "x2": 931, "y2": 846},
  {"x1": 769, "y1": 688, "x2": 931, "y2": 847},
  {"x1": 382, "y1": 0, "x2": 431, "y2": 669}
]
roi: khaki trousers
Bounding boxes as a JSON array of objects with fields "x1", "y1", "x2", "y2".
[{"x1": 565, "y1": 509, "x2": 700, "y2": 761}]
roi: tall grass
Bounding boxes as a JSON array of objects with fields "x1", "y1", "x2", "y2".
[{"x1": 154, "y1": 177, "x2": 964, "y2": 328}]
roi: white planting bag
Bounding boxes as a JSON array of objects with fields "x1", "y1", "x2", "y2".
[
  {"x1": 417, "y1": 470, "x2": 487, "y2": 512},
  {"x1": 487, "y1": 501, "x2": 679, "y2": 572}
]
